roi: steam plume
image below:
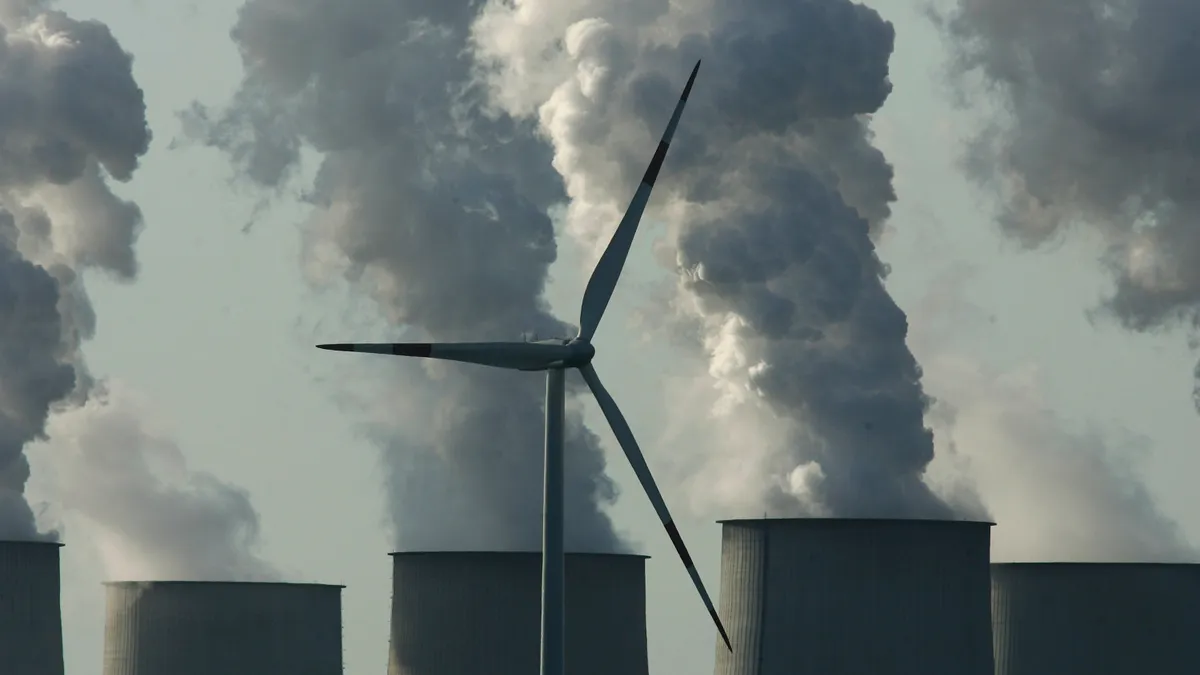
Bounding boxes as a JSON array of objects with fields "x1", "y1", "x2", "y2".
[
  {"x1": 0, "y1": 2, "x2": 278, "y2": 582},
  {"x1": 0, "y1": 5, "x2": 149, "y2": 539},
  {"x1": 471, "y1": 0, "x2": 958, "y2": 518},
  {"x1": 36, "y1": 381, "x2": 279, "y2": 580},
  {"x1": 912, "y1": 267, "x2": 1197, "y2": 561},
  {"x1": 936, "y1": 0, "x2": 1200, "y2": 409},
  {"x1": 926, "y1": 357, "x2": 1196, "y2": 561},
  {"x1": 187, "y1": 0, "x2": 625, "y2": 551}
]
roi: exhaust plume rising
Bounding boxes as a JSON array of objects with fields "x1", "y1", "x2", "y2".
[
  {"x1": 187, "y1": 0, "x2": 625, "y2": 551},
  {"x1": 0, "y1": 4, "x2": 149, "y2": 540},
  {"x1": 911, "y1": 266, "x2": 1197, "y2": 561},
  {"x1": 936, "y1": 0, "x2": 1200, "y2": 409},
  {"x1": 471, "y1": 0, "x2": 958, "y2": 518},
  {"x1": 36, "y1": 382, "x2": 279, "y2": 580},
  {"x1": 0, "y1": 2, "x2": 278, "y2": 582},
  {"x1": 925, "y1": 356, "x2": 1197, "y2": 562}
]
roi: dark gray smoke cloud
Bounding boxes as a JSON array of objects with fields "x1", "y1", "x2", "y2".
[
  {"x1": 0, "y1": 221, "x2": 73, "y2": 539},
  {"x1": 472, "y1": 0, "x2": 957, "y2": 518},
  {"x1": 936, "y1": 0, "x2": 1200, "y2": 408},
  {"x1": 188, "y1": 0, "x2": 625, "y2": 551},
  {"x1": 0, "y1": 6, "x2": 150, "y2": 539}
]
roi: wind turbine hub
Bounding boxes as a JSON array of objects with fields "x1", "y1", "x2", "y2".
[
  {"x1": 314, "y1": 60, "x2": 732, "y2": 658},
  {"x1": 562, "y1": 337, "x2": 595, "y2": 367}
]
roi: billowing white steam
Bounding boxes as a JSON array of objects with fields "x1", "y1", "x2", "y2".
[
  {"x1": 471, "y1": 0, "x2": 957, "y2": 518},
  {"x1": 184, "y1": 0, "x2": 627, "y2": 551}
]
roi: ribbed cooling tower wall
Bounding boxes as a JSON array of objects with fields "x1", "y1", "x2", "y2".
[
  {"x1": 102, "y1": 581, "x2": 344, "y2": 675},
  {"x1": 387, "y1": 552, "x2": 648, "y2": 675},
  {"x1": 714, "y1": 518, "x2": 994, "y2": 675},
  {"x1": 992, "y1": 563, "x2": 1200, "y2": 675},
  {"x1": 0, "y1": 541, "x2": 65, "y2": 675}
]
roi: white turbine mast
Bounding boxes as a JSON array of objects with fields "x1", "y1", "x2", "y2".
[{"x1": 317, "y1": 61, "x2": 727, "y2": 675}]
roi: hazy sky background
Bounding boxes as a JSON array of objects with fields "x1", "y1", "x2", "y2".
[{"x1": 16, "y1": 0, "x2": 1200, "y2": 674}]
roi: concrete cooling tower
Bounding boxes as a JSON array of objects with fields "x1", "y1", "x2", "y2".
[
  {"x1": 714, "y1": 518, "x2": 994, "y2": 675},
  {"x1": 0, "y1": 541, "x2": 65, "y2": 675},
  {"x1": 102, "y1": 580, "x2": 343, "y2": 675},
  {"x1": 992, "y1": 563, "x2": 1200, "y2": 675},
  {"x1": 387, "y1": 551, "x2": 648, "y2": 675}
]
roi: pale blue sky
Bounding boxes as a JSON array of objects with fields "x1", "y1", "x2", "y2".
[{"x1": 31, "y1": 1, "x2": 1200, "y2": 674}]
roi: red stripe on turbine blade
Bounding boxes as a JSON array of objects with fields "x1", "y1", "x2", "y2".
[
  {"x1": 712, "y1": 608, "x2": 733, "y2": 651},
  {"x1": 664, "y1": 519, "x2": 695, "y2": 569},
  {"x1": 664, "y1": 519, "x2": 734, "y2": 651},
  {"x1": 390, "y1": 343, "x2": 433, "y2": 357},
  {"x1": 681, "y1": 60, "x2": 701, "y2": 101},
  {"x1": 316, "y1": 344, "x2": 356, "y2": 352},
  {"x1": 641, "y1": 62, "x2": 699, "y2": 187},
  {"x1": 641, "y1": 141, "x2": 670, "y2": 186}
]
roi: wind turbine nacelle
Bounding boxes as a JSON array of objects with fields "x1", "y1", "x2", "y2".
[{"x1": 314, "y1": 60, "x2": 731, "y2": 660}]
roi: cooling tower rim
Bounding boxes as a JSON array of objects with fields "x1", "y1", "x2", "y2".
[
  {"x1": 716, "y1": 517, "x2": 995, "y2": 526},
  {"x1": 992, "y1": 561, "x2": 1200, "y2": 568},
  {"x1": 103, "y1": 580, "x2": 345, "y2": 589},
  {"x1": 389, "y1": 550, "x2": 650, "y2": 559},
  {"x1": 0, "y1": 539, "x2": 64, "y2": 548}
]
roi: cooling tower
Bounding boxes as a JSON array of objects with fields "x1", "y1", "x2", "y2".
[
  {"x1": 0, "y1": 540, "x2": 65, "y2": 675},
  {"x1": 102, "y1": 581, "x2": 343, "y2": 675},
  {"x1": 992, "y1": 562, "x2": 1200, "y2": 675},
  {"x1": 714, "y1": 518, "x2": 994, "y2": 675},
  {"x1": 387, "y1": 551, "x2": 648, "y2": 675}
]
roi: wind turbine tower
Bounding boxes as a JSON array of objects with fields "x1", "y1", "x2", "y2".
[{"x1": 317, "y1": 61, "x2": 725, "y2": 675}]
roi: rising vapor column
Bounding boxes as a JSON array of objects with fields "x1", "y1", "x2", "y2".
[
  {"x1": 387, "y1": 552, "x2": 648, "y2": 675},
  {"x1": 0, "y1": 541, "x2": 65, "y2": 675},
  {"x1": 102, "y1": 581, "x2": 343, "y2": 675},
  {"x1": 714, "y1": 518, "x2": 994, "y2": 675}
]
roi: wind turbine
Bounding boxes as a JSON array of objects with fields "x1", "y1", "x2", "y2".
[{"x1": 317, "y1": 60, "x2": 729, "y2": 675}]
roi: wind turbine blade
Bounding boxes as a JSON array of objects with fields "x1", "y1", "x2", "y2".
[
  {"x1": 578, "y1": 363, "x2": 732, "y2": 651},
  {"x1": 316, "y1": 341, "x2": 570, "y2": 371},
  {"x1": 577, "y1": 60, "x2": 701, "y2": 341}
]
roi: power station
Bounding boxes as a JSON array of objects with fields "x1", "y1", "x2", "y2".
[
  {"x1": 0, "y1": 540, "x2": 65, "y2": 675},
  {"x1": 13, "y1": 526, "x2": 1200, "y2": 673},
  {"x1": 713, "y1": 518, "x2": 995, "y2": 675},
  {"x1": 101, "y1": 580, "x2": 344, "y2": 675},
  {"x1": 386, "y1": 552, "x2": 649, "y2": 675},
  {"x1": 991, "y1": 562, "x2": 1200, "y2": 675}
]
